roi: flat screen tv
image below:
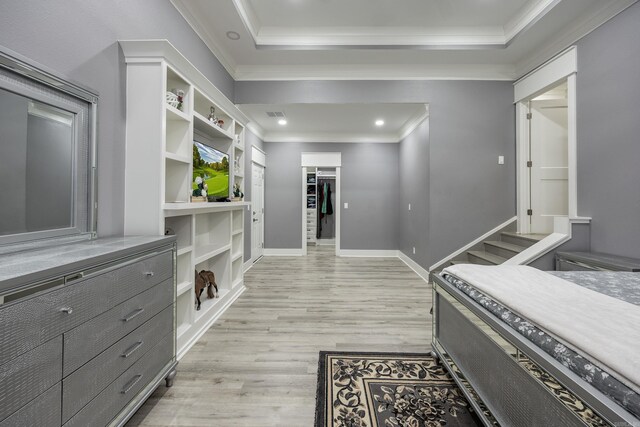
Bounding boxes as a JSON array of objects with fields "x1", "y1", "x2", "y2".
[{"x1": 193, "y1": 141, "x2": 229, "y2": 199}]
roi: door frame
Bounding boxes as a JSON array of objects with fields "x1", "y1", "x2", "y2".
[
  {"x1": 301, "y1": 152, "x2": 341, "y2": 256},
  {"x1": 251, "y1": 146, "x2": 266, "y2": 263},
  {"x1": 515, "y1": 46, "x2": 577, "y2": 234}
]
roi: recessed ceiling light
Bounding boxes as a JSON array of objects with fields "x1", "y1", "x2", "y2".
[
  {"x1": 278, "y1": 119, "x2": 287, "y2": 125},
  {"x1": 375, "y1": 119, "x2": 385, "y2": 126},
  {"x1": 226, "y1": 31, "x2": 241, "y2": 40}
]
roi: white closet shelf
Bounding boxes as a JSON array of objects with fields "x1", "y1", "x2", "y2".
[
  {"x1": 165, "y1": 152, "x2": 191, "y2": 164},
  {"x1": 194, "y1": 243, "x2": 231, "y2": 265},
  {"x1": 177, "y1": 246, "x2": 193, "y2": 256},
  {"x1": 193, "y1": 111, "x2": 233, "y2": 140},
  {"x1": 177, "y1": 280, "x2": 192, "y2": 297},
  {"x1": 166, "y1": 104, "x2": 190, "y2": 122},
  {"x1": 164, "y1": 202, "x2": 250, "y2": 217}
]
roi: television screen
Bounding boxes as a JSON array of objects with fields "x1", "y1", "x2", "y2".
[{"x1": 193, "y1": 141, "x2": 229, "y2": 198}]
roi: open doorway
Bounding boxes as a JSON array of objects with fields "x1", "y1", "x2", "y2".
[
  {"x1": 526, "y1": 82, "x2": 568, "y2": 234},
  {"x1": 315, "y1": 169, "x2": 336, "y2": 245}
]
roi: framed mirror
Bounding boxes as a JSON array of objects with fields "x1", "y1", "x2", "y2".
[{"x1": 0, "y1": 46, "x2": 97, "y2": 246}]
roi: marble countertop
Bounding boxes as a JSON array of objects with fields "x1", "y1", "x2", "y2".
[{"x1": 0, "y1": 235, "x2": 175, "y2": 295}]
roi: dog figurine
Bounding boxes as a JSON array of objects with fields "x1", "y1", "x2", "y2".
[{"x1": 194, "y1": 269, "x2": 219, "y2": 310}]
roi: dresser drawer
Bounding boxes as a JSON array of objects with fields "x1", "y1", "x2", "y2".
[
  {"x1": 0, "y1": 337, "x2": 62, "y2": 422},
  {"x1": 63, "y1": 333, "x2": 173, "y2": 427},
  {"x1": 0, "y1": 383, "x2": 61, "y2": 427},
  {"x1": 63, "y1": 277, "x2": 173, "y2": 376},
  {"x1": 62, "y1": 306, "x2": 173, "y2": 422},
  {"x1": 0, "y1": 250, "x2": 172, "y2": 364}
]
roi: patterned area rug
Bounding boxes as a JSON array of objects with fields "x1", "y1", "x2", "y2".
[{"x1": 315, "y1": 351, "x2": 481, "y2": 427}]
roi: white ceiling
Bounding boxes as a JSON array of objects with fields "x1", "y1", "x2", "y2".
[
  {"x1": 171, "y1": 0, "x2": 634, "y2": 142},
  {"x1": 237, "y1": 103, "x2": 428, "y2": 143},
  {"x1": 171, "y1": 0, "x2": 636, "y2": 81}
]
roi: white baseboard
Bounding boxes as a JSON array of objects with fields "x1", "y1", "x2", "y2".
[
  {"x1": 428, "y1": 216, "x2": 517, "y2": 273},
  {"x1": 398, "y1": 251, "x2": 430, "y2": 283},
  {"x1": 338, "y1": 249, "x2": 398, "y2": 257},
  {"x1": 243, "y1": 259, "x2": 253, "y2": 273},
  {"x1": 263, "y1": 248, "x2": 304, "y2": 256}
]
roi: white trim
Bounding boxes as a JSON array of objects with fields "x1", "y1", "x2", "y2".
[
  {"x1": 263, "y1": 248, "x2": 304, "y2": 256},
  {"x1": 398, "y1": 105, "x2": 430, "y2": 141},
  {"x1": 397, "y1": 251, "x2": 430, "y2": 283},
  {"x1": 503, "y1": 232, "x2": 570, "y2": 266},
  {"x1": 243, "y1": 259, "x2": 253, "y2": 273},
  {"x1": 118, "y1": 39, "x2": 249, "y2": 125},
  {"x1": 234, "y1": 64, "x2": 516, "y2": 82},
  {"x1": 251, "y1": 146, "x2": 266, "y2": 167},
  {"x1": 428, "y1": 217, "x2": 518, "y2": 272},
  {"x1": 514, "y1": 46, "x2": 576, "y2": 102},
  {"x1": 301, "y1": 152, "x2": 342, "y2": 167},
  {"x1": 515, "y1": 48, "x2": 578, "y2": 231},
  {"x1": 245, "y1": 122, "x2": 265, "y2": 140},
  {"x1": 177, "y1": 285, "x2": 246, "y2": 360},
  {"x1": 338, "y1": 249, "x2": 398, "y2": 258}
]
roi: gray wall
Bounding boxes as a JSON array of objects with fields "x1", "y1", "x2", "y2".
[
  {"x1": 261, "y1": 142, "x2": 400, "y2": 251},
  {"x1": 573, "y1": 2, "x2": 640, "y2": 258},
  {"x1": 0, "y1": 0, "x2": 234, "y2": 236},
  {"x1": 243, "y1": 130, "x2": 264, "y2": 262},
  {"x1": 237, "y1": 81, "x2": 515, "y2": 267},
  {"x1": 399, "y1": 119, "x2": 430, "y2": 267}
]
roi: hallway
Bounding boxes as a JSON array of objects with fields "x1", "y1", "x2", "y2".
[{"x1": 127, "y1": 246, "x2": 430, "y2": 426}]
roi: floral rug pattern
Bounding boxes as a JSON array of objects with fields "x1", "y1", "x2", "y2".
[{"x1": 315, "y1": 352, "x2": 480, "y2": 427}]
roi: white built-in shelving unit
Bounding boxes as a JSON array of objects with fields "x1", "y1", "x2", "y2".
[
  {"x1": 306, "y1": 169, "x2": 317, "y2": 244},
  {"x1": 121, "y1": 40, "x2": 250, "y2": 359}
]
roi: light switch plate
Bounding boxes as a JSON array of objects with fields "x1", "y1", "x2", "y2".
[
  {"x1": 498, "y1": 155, "x2": 505, "y2": 165},
  {"x1": 408, "y1": 203, "x2": 411, "y2": 211},
  {"x1": 344, "y1": 202, "x2": 348, "y2": 209}
]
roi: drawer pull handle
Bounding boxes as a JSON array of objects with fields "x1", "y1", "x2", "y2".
[
  {"x1": 121, "y1": 374, "x2": 143, "y2": 394},
  {"x1": 144, "y1": 271, "x2": 154, "y2": 277},
  {"x1": 60, "y1": 307, "x2": 73, "y2": 314},
  {"x1": 122, "y1": 308, "x2": 145, "y2": 322},
  {"x1": 121, "y1": 341, "x2": 144, "y2": 358},
  {"x1": 66, "y1": 272, "x2": 84, "y2": 283}
]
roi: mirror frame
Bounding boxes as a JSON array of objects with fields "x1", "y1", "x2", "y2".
[{"x1": 0, "y1": 45, "x2": 98, "y2": 246}]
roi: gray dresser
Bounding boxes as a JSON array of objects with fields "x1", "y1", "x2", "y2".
[{"x1": 0, "y1": 236, "x2": 177, "y2": 427}]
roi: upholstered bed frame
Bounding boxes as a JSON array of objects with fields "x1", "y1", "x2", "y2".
[{"x1": 431, "y1": 274, "x2": 639, "y2": 426}]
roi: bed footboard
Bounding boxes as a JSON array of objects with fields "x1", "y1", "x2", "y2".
[{"x1": 432, "y1": 275, "x2": 636, "y2": 426}]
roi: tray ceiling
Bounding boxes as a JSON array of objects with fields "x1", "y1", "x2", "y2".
[{"x1": 171, "y1": 0, "x2": 636, "y2": 81}]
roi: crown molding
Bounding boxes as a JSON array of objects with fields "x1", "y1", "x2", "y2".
[
  {"x1": 503, "y1": 0, "x2": 560, "y2": 44},
  {"x1": 262, "y1": 132, "x2": 403, "y2": 144},
  {"x1": 514, "y1": 0, "x2": 637, "y2": 77},
  {"x1": 170, "y1": 0, "x2": 238, "y2": 77},
  {"x1": 234, "y1": 63, "x2": 516, "y2": 81},
  {"x1": 398, "y1": 105, "x2": 429, "y2": 141},
  {"x1": 245, "y1": 121, "x2": 266, "y2": 140}
]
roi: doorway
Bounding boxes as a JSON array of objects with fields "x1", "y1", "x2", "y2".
[
  {"x1": 315, "y1": 169, "x2": 337, "y2": 245},
  {"x1": 251, "y1": 162, "x2": 265, "y2": 261},
  {"x1": 526, "y1": 83, "x2": 568, "y2": 234}
]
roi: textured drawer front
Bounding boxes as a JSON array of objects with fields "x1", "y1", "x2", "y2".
[
  {"x1": 64, "y1": 333, "x2": 173, "y2": 427},
  {"x1": 64, "y1": 277, "x2": 173, "y2": 375},
  {"x1": 0, "y1": 250, "x2": 172, "y2": 364},
  {"x1": 0, "y1": 383, "x2": 61, "y2": 427},
  {"x1": 0, "y1": 337, "x2": 62, "y2": 422},
  {"x1": 63, "y1": 306, "x2": 173, "y2": 422}
]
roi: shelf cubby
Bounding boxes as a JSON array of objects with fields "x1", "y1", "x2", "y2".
[
  {"x1": 165, "y1": 215, "x2": 192, "y2": 250},
  {"x1": 231, "y1": 232, "x2": 242, "y2": 260},
  {"x1": 165, "y1": 116, "x2": 191, "y2": 158},
  {"x1": 176, "y1": 291, "x2": 193, "y2": 339},
  {"x1": 165, "y1": 158, "x2": 191, "y2": 203},
  {"x1": 231, "y1": 256, "x2": 242, "y2": 287},
  {"x1": 194, "y1": 212, "x2": 231, "y2": 262},
  {"x1": 166, "y1": 66, "x2": 191, "y2": 115},
  {"x1": 193, "y1": 88, "x2": 233, "y2": 136},
  {"x1": 176, "y1": 251, "x2": 192, "y2": 293},
  {"x1": 232, "y1": 210, "x2": 243, "y2": 233}
]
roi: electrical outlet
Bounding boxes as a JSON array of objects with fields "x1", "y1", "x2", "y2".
[
  {"x1": 498, "y1": 155, "x2": 505, "y2": 165},
  {"x1": 344, "y1": 202, "x2": 348, "y2": 209},
  {"x1": 412, "y1": 247, "x2": 416, "y2": 254},
  {"x1": 408, "y1": 203, "x2": 411, "y2": 211}
]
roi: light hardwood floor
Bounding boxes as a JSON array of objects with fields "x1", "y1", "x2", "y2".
[{"x1": 127, "y1": 246, "x2": 431, "y2": 426}]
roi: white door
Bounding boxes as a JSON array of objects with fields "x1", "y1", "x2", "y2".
[
  {"x1": 251, "y1": 163, "x2": 264, "y2": 261},
  {"x1": 528, "y1": 99, "x2": 568, "y2": 233}
]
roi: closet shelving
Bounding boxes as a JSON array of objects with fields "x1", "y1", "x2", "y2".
[
  {"x1": 306, "y1": 170, "x2": 317, "y2": 244},
  {"x1": 121, "y1": 40, "x2": 250, "y2": 359}
]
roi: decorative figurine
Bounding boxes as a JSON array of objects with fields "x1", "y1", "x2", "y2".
[
  {"x1": 176, "y1": 89, "x2": 185, "y2": 111},
  {"x1": 208, "y1": 106, "x2": 217, "y2": 122}
]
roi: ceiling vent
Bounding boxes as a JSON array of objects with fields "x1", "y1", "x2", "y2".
[{"x1": 266, "y1": 111, "x2": 286, "y2": 118}]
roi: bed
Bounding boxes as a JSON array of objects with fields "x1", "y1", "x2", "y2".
[{"x1": 431, "y1": 264, "x2": 640, "y2": 426}]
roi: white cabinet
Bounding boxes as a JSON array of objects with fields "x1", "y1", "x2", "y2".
[{"x1": 120, "y1": 40, "x2": 250, "y2": 358}]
